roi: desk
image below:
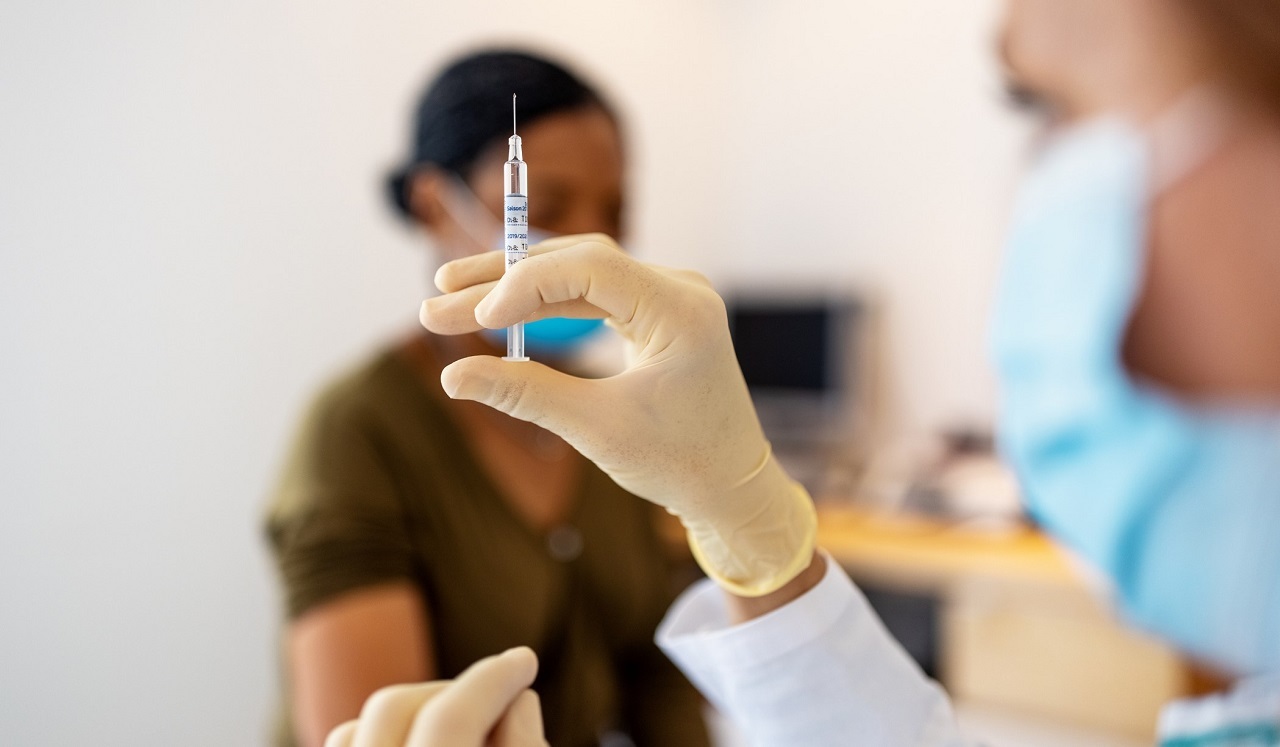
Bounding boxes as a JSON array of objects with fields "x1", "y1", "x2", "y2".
[
  {"x1": 815, "y1": 505, "x2": 1201, "y2": 740},
  {"x1": 816, "y1": 505, "x2": 1077, "y2": 592}
]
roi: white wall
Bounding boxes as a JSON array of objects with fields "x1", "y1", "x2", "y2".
[{"x1": 0, "y1": 1, "x2": 1028, "y2": 744}]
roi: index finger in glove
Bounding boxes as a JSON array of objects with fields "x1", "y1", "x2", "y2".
[
  {"x1": 472, "y1": 239, "x2": 664, "y2": 332},
  {"x1": 407, "y1": 647, "x2": 540, "y2": 745},
  {"x1": 327, "y1": 682, "x2": 447, "y2": 747},
  {"x1": 433, "y1": 234, "x2": 613, "y2": 294},
  {"x1": 489, "y1": 690, "x2": 548, "y2": 747},
  {"x1": 434, "y1": 252, "x2": 502, "y2": 295},
  {"x1": 324, "y1": 720, "x2": 357, "y2": 747}
]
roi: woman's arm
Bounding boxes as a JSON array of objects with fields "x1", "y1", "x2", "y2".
[{"x1": 288, "y1": 582, "x2": 435, "y2": 747}]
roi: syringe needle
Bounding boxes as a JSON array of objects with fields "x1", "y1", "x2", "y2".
[{"x1": 512, "y1": 93, "x2": 517, "y2": 136}]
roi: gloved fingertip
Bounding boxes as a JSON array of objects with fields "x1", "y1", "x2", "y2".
[
  {"x1": 502, "y1": 645, "x2": 536, "y2": 662},
  {"x1": 418, "y1": 299, "x2": 431, "y2": 329},
  {"x1": 500, "y1": 646, "x2": 539, "y2": 684}
]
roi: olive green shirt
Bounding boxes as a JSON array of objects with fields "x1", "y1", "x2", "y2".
[{"x1": 265, "y1": 342, "x2": 709, "y2": 747}]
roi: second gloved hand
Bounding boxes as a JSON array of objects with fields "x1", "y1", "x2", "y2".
[
  {"x1": 324, "y1": 647, "x2": 545, "y2": 747},
  {"x1": 420, "y1": 234, "x2": 816, "y2": 597}
]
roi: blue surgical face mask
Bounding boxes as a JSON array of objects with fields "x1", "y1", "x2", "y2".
[
  {"x1": 437, "y1": 177, "x2": 606, "y2": 357},
  {"x1": 990, "y1": 94, "x2": 1280, "y2": 675}
]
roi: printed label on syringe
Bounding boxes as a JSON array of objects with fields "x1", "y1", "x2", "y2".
[{"x1": 504, "y1": 195, "x2": 528, "y2": 268}]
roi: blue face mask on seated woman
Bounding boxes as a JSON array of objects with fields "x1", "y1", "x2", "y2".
[
  {"x1": 990, "y1": 91, "x2": 1280, "y2": 676},
  {"x1": 438, "y1": 177, "x2": 606, "y2": 357}
]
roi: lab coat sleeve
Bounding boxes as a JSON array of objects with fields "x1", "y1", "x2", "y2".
[{"x1": 657, "y1": 553, "x2": 971, "y2": 747}]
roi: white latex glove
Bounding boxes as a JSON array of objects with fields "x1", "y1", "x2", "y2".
[
  {"x1": 420, "y1": 234, "x2": 816, "y2": 596},
  {"x1": 324, "y1": 647, "x2": 546, "y2": 747}
]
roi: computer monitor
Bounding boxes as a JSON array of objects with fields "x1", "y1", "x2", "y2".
[{"x1": 725, "y1": 293, "x2": 864, "y2": 447}]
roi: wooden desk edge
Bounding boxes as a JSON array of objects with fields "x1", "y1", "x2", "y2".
[{"x1": 816, "y1": 505, "x2": 1084, "y2": 594}]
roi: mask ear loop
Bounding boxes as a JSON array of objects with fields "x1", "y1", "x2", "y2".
[
  {"x1": 430, "y1": 169, "x2": 504, "y2": 254},
  {"x1": 1146, "y1": 85, "x2": 1236, "y2": 194}
]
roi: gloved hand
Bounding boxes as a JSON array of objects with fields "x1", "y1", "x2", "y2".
[
  {"x1": 420, "y1": 234, "x2": 817, "y2": 597},
  {"x1": 324, "y1": 647, "x2": 546, "y2": 747}
]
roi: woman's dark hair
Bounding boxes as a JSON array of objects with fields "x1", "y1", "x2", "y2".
[{"x1": 387, "y1": 49, "x2": 613, "y2": 220}]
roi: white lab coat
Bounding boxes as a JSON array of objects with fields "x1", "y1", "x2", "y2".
[
  {"x1": 659, "y1": 552, "x2": 1280, "y2": 747},
  {"x1": 657, "y1": 553, "x2": 971, "y2": 746}
]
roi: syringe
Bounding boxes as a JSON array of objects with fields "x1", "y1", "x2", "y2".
[{"x1": 503, "y1": 93, "x2": 529, "y2": 362}]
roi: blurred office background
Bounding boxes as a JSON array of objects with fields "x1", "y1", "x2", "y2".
[{"x1": 0, "y1": 1, "x2": 1146, "y2": 745}]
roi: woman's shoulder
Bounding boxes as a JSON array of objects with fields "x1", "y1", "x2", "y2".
[
  {"x1": 266, "y1": 342, "x2": 444, "y2": 520},
  {"x1": 301, "y1": 341, "x2": 439, "y2": 434}
]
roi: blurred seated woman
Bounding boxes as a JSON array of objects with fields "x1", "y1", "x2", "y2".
[{"x1": 264, "y1": 50, "x2": 710, "y2": 747}]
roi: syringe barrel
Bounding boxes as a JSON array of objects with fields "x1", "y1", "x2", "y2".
[
  {"x1": 503, "y1": 139, "x2": 530, "y2": 361},
  {"x1": 503, "y1": 159, "x2": 528, "y2": 267},
  {"x1": 504, "y1": 160, "x2": 527, "y2": 197}
]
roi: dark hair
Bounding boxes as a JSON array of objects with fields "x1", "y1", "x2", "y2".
[{"x1": 386, "y1": 49, "x2": 613, "y2": 220}]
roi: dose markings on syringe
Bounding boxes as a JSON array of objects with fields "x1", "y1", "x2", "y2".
[{"x1": 504, "y1": 195, "x2": 528, "y2": 268}]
